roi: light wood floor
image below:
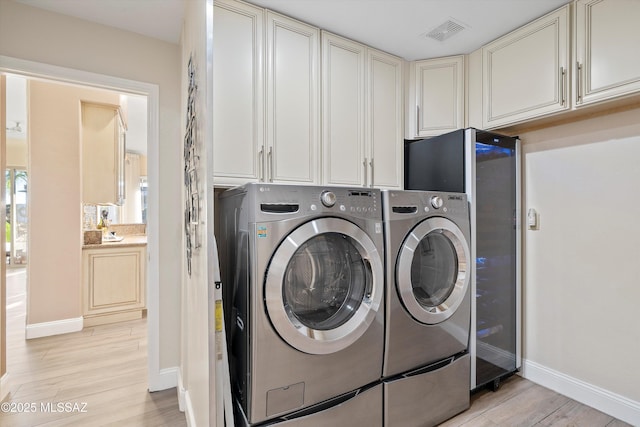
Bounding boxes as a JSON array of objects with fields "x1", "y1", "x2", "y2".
[
  {"x1": 0, "y1": 269, "x2": 187, "y2": 426},
  {"x1": 1, "y1": 269, "x2": 632, "y2": 426}
]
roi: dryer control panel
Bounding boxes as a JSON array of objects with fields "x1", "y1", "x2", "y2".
[{"x1": 384, "y1": 190, "x2": 469, "y2": 222}]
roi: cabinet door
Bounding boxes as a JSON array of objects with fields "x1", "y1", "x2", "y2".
[
  {"x1": 83, "y1": 246, "x2": 146, "y2": 320},
  {"x1": 575, "y1": 0, "x2": 640, "y2": 106},
  {"x1": 483, "y1": 5, "x2": 570, "y2": 129},
  {"x1": 266, "y1": 11, "x2": 320, "y2": 184},
  {"x1": 367, "y1": 48, "x2": 403, "y2": 189},
  {"x1": 322, "y1": 32, "x2": 366, "y2": 187},
  {"x1": 82, "y1": 102, "x2": 121, "y2": 205},
  {"x1": 213, "y1": 0, "x2": 264, "y2": 187},
  {"x1": 413, "y1": 56, "x2": 464, "y2": 138}
]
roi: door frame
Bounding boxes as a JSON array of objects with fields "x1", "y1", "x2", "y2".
[{"x1": 0, "y1": 55, "x2": 164, "y2": 390}]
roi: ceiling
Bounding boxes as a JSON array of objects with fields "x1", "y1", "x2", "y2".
[
  {"x1": 6, "y1": 0, "x2": 571, "y2": 149},
  {"x1": 248, "y1": 0, "x2": 571, "y2": 61},
  {"x1": 12, "y1": 0, "x2": 571, "y2": 60}
]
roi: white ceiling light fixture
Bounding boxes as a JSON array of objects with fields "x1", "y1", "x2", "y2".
[{"x1": 425, "y1": 19, "x2": 467, "y2": 42}]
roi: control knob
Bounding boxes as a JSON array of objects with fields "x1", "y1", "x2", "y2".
[
  {"x1": 430, "y1": 196, "x2": 444, "y2": 209},
  {"x1": 320, "y1": 191, "x2": 337, "y2": 207}
]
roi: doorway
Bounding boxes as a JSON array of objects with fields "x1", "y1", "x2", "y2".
[{"x1": 1, "y1": 55, "x2": 162, "y2": 390}]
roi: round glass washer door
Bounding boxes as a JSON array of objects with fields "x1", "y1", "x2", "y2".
[
  {"x1": 396, "y1": 217, "x2": 470, "y2": 325},
  {"x1": 265, "y1": 217, "x2": 383, "y2": 355}
]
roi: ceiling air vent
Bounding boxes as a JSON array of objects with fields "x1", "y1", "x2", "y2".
[{"x1": 425, "y1": 19, "x2": 466, "y2": 42}]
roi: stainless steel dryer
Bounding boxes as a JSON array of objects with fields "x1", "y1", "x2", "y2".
[
  {"x1": 381, "y1": 190, "x2": 471, "y2": 427},
  {"x1": 219, "y1": 183, "x2": 385, "y2": 426}
]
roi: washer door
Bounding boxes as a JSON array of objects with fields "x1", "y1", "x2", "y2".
[
  {"x1": 396, "y1": 217, "x2": 470, "y2": 325},
  {"x1": 265, "y1": 217, "x2": 383, "y2": 355}
]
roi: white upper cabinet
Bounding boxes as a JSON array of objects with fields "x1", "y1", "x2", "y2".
[
  {"x1": 482, "y1": 5, "x2": 570, "y2": 129},
  {"x1": 321, "y1": 32, "x2": 403, "y2": 189},
  {"x1": 574, "y1": 0, "x2": 640, "y2": 107},
  {"x1": 410, "y1": 56, "x2": 465, "y2": 138},
  {"x1": 322, "y1": 32, "x2": 366, "y2": 187},
  {"x1": 366, "y1": 48, "x2": 403, "y2": 189},
  {"x1": 266, "y1": 11, "x2": 320, "y2": 184},
  {"x1": 213, "y1": 0, "x2": 264, "y2": 187}
]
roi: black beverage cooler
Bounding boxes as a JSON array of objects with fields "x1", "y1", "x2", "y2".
[{"x1": 405, "y1": 128, "x2": 521, "y2": 391}]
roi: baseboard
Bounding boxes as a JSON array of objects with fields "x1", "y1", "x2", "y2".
[
  {"x1": 522, "y1": 359, "x2": 640, "y2": 425},
  {"x1": 177, "y1": 368, "x2": 186, "y2": 412},
  {"x1": 184, "y1": 389, "x2": 197, "y2": 427},
  {"x1": 0, "y1": 373, "x2": 10, "y2": 402},
  {"x1": 148, "y1": 367, "x2": 178, "y2": 392},
  {"x1": 25, "y1": 317, "x2": 83, "y2": 339}
]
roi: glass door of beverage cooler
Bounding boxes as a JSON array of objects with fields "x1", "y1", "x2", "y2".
[{"x1": 472, "y1": 131, "x2": 519, "y2": 390}]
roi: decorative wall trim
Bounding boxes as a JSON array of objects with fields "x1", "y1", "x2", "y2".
[
  {"x1": 25, "y1": 317, "x2": 83, "y2": 339},
  {"x1": 522, "y1": 359, "x2": 640, "y2": 425}
]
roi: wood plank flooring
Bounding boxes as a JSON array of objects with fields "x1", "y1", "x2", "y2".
[
  {"x1": 445, "y1": 375, "x2": 631, "y2": 427},
  {"x1": 1, "y1": 269, "x2": 187, "y2": 427},
  {"x1": 1, "y1": 269, "x2": 632, "y2": 426}
]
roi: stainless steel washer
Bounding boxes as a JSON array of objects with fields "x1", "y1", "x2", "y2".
[
  {"x1": 381, "y1": 190, "x2": 471, "y2": 427},
  {"x1": 219, "y1": 183, "x2": 385, "y2": 426}
]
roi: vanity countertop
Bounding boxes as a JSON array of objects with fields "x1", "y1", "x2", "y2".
[{"x1": 82, "y1": 235, "x2": 147, "y2": 249}]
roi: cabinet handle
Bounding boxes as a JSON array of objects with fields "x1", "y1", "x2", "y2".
[
  {"x1": 576, "y1": 62, "x2": 583, "y2": 104},
  {"x1": 369, "y1": 158, "x2": 374, "y2": 188},
  {"x1": 363, "y1": 158, "x2": 368, "y2": 187},
  {"x1": 258, "y1": 146, "x2": 264, "y2": 181},
  {"x1": 560, "y1": 67, "x2": 566, "y2": 106},
  {"x1": 268, "y1": 146, "x2": 274, "y2": 182},
  {"x1": 416, "y1": 105, "x2": 420, "y2": 136}
]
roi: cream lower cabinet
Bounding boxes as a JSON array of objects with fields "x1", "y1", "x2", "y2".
[
  {"x1": 409, "y1": 55, "x2": 465, "y2": 138},
  {"x1": 82, "y1": 102, "x2": 126, "y2": 205},
  {"x1": 83, "y1": 246, "x2": 146, "y2": 326},
  {"x1": 322, "y1": 31, "x2": 403, "y2": 188},
  {"x1": 482, "y1": 5, "x2": 570, "y2": 129},
  {"x1": 574, "y1": 0, "x2": 640, "y2": 107}
]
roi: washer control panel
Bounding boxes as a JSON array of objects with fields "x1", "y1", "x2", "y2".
[
  {"x1": 314, "y1": 188, "x2": 379, "y2": 218},
  {"x1": 254, "y1": 184, "x2": 380, "y2": 220}
]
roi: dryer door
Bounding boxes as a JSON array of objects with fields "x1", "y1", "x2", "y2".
[
  {"x1": 396, "y1": 217, "x2": 470, "y2": 324},
  {"x1": 265, "y1": 217, "x2": 383, "y2": 355}
]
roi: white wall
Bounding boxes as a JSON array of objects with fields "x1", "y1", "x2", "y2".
[
  {"x1": 180, "y1": 1, "x2": 215, "y2": 426},
  {"x1": 519, "y1": 105, "x2": 640, "y2": 422},
  {"x1": 0, "y1": 0, "x2": 182, "y2": 372}
]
